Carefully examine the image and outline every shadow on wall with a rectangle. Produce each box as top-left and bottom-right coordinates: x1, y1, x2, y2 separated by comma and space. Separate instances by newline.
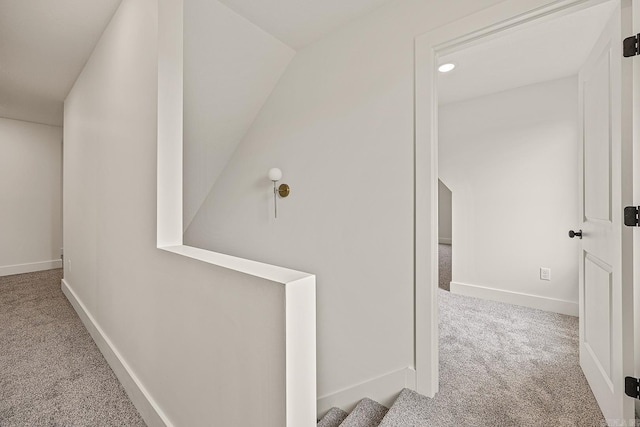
438, 179, 452, 245
438, 179, 453, 292
182, 0, 296, 231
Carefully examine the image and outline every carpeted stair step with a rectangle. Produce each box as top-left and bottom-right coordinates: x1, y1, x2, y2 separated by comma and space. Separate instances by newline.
318, 407, 348, 427
378, 388, 430, 427
339, 398, 388, 427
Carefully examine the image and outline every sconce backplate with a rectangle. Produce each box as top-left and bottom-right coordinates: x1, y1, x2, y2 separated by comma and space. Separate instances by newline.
278, 183, 290, 198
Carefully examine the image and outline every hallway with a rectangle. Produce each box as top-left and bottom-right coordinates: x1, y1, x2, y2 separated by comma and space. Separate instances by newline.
0, 270, 145, 426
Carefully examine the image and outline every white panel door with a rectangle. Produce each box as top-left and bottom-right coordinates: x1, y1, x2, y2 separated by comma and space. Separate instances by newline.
578, 1, 634, 423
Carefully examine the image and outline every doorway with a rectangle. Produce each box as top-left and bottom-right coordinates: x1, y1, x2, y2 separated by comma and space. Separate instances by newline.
416, 0, 637, 424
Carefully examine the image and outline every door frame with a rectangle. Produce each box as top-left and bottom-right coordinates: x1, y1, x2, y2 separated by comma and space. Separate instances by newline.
414, 0, 624, 397
633, 0, 640, 418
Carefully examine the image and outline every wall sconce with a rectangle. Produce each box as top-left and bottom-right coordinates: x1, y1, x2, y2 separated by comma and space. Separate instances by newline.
268, 168, 290, 218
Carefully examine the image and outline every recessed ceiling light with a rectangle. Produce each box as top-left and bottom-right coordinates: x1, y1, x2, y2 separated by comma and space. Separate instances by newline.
438, 63, 455, 73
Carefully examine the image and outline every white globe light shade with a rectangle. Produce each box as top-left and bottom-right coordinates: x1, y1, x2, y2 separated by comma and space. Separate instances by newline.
268, 168, 282, 181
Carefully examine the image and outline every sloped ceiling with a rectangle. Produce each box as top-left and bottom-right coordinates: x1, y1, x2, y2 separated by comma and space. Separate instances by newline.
0, 0, 122, 126
1, 0, 397, 127
438, 1, 617, 105
218, 0, 395, 50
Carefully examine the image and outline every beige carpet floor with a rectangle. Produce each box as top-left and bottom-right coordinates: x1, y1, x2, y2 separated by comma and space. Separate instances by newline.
0, 269, 146, 427
2, 264, 611, 426
322, 287, 608, 426
431, 289, 607, 426
429, 243, 607, 426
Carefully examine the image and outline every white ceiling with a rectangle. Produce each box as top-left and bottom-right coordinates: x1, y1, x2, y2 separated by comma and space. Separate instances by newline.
438, 1, 617, 105
0, 0, 122, 126
1, 0, 396, 126
3, 0, 616, 126
218, 0, 394, 50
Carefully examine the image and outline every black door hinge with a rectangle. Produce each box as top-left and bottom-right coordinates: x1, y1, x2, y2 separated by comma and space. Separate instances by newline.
625, 377, 640, 400
623, 206, 640, 226
624, 34, 640, 57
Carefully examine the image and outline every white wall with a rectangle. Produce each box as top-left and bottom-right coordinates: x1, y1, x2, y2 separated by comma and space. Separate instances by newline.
0, 117, 62, 276
60, 0, 549, 421
63, 0, 290, 425
183, 0, 504, 406
438, 179, 452, 244
182, 0, 295, 230
439, 77, 579, 315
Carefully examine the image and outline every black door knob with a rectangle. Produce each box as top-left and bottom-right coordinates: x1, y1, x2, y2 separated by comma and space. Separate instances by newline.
568, 230, 582, 239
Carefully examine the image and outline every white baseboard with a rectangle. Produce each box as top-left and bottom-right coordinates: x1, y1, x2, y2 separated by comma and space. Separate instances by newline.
317, 367, 416, 418
61, 279, 173, 427
0, 259, 62, 277
438, 238, 452, 245
450, 281, 578, 316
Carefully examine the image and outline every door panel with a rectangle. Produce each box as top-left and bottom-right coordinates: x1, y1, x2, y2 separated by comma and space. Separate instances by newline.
578, 1, 634, 422
584, 253, 613, 388
584, 49, 612, 222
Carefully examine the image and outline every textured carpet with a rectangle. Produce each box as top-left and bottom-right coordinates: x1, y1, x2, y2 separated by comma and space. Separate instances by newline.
380, 291, 606, 426
378, 388, 429, 426
320, 242, 607, 426
432, 243, 605, 425
318, 407, 348, 427
0, 269, 146, 427
322, 291, 606, 426
340, 398, 388, 427
438, 244, 451, 292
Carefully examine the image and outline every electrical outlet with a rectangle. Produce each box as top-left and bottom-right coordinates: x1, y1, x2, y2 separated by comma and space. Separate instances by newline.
540, 267, 551, 281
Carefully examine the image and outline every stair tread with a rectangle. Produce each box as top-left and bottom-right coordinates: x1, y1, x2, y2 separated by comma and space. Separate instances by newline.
318, 407, 349, 427
378, 388, 430, 427
339, 398, 388, 427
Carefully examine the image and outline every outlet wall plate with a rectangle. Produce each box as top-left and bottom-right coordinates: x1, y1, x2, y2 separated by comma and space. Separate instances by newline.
540, 267, 551, 281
